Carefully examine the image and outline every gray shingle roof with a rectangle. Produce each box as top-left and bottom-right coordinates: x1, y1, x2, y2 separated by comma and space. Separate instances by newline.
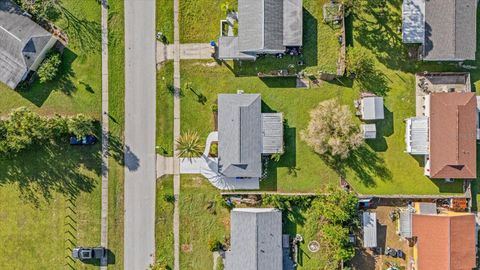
226, 208, 283, 270
0, 0, 53, 88
283, 0, 303, 46
224, 0, 302, 58
423, 0, 476, 61
218, 94, 263, 178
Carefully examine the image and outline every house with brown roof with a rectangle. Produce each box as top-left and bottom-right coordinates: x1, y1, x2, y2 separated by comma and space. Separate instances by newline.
405, 89, 477, 179
411, 203, 476, 270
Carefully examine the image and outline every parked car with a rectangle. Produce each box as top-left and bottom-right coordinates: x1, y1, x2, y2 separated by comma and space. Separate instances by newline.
72, 247, 106, 260
70, 135, 97, 145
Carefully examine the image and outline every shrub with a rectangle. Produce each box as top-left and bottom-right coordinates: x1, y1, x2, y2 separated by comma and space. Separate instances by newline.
163, 194, 175, 204
216, 255, 224, 270
175, 131, 203, 158
209, 142, 218, 157
270, 152, 282, 162
37, 52, 62, 83
208, 239, 223, 252
211, 104, 218, 112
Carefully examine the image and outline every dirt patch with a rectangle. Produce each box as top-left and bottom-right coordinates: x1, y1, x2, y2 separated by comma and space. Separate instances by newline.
181, 244, 193, 253
350, 206, 412, 270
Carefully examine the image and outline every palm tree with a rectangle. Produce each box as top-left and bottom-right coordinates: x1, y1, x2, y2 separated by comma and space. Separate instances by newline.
175, 131, 203, 158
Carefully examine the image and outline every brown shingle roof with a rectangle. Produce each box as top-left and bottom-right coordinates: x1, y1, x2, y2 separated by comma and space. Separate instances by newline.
429, 92, 477, 179
412, 214, 476, 270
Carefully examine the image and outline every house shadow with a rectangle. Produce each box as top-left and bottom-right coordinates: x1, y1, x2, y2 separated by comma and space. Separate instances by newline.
260, 103, 297, 191
431, 179, 465, 194
366, 107, 394, 152
18, 48, 78, 106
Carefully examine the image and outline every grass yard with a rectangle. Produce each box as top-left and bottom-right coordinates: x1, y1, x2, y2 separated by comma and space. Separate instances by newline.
155, 176, 175, 269
0, 142, 102, 269
180, 175, 230, 270
107, 0, 126, 267
179, 0, 230, 43
156, 61, 174, 156
0, 0, 106, 268
0, 0, 101, 117
157, 0, 174, 43
179, 58, 463, 195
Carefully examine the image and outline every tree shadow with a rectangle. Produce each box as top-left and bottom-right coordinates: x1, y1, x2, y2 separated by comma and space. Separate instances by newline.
79, 81, 95, 93
108, 132, 139, 171
59, 6, 101, 53
0, 137, 101, 207
356, 69, 390, 96
320, 146, 392, 188
354, 0, 418, 72
366, 107, 394, 152
18, 48, 78, 106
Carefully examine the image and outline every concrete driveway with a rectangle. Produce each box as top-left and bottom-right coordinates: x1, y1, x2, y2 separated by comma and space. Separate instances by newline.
124, 0, 156, 269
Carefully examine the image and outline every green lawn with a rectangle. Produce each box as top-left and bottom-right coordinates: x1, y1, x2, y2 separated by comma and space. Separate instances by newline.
0, 0, 105, 268
155, 176, 175, 268
156, 61, 174, 156
107, 0, 126, 268
179, 58, 464, 195
0, 0, 101, 117
179, 0, 228, 43
170, 0, 475, 195
0, 142, 102, 269
157, 0, 174, 43
180, 175, 230, 269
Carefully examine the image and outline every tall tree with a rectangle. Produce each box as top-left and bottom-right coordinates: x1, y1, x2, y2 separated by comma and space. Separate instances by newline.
67, 114, 95, 138
301, 99, 364, 159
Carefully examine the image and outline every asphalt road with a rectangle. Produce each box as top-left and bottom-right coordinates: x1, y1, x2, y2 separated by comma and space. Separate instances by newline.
124, 0, 156, 269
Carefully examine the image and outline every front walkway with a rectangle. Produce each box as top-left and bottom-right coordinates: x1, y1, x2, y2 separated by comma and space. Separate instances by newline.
157, 132, 260, 190
157, 42, 214, 64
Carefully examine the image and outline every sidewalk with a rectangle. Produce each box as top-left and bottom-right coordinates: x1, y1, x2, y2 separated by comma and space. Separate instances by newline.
157, 42, 214, 64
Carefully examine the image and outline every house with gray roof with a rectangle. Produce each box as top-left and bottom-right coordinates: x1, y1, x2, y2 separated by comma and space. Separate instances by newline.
218, 0, 303, 60
0, 0, 57, 89
225, 208, 288, 270
218, 93, 283, 178
402, 0, 477, 61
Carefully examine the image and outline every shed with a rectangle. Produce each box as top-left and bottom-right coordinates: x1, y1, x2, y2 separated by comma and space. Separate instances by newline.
361, 124, 376, 139
362, 212, 377, 248
361, 96, 384, 120
398, 206, 415, 238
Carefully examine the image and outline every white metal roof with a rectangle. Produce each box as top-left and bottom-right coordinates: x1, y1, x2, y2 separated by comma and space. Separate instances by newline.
362, 212, 377, 248
361, 97, 384, 120
262, 113, 284, 154
402, 0, 425, 43
361, 124, 376, 139
405, 116, 429, 155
